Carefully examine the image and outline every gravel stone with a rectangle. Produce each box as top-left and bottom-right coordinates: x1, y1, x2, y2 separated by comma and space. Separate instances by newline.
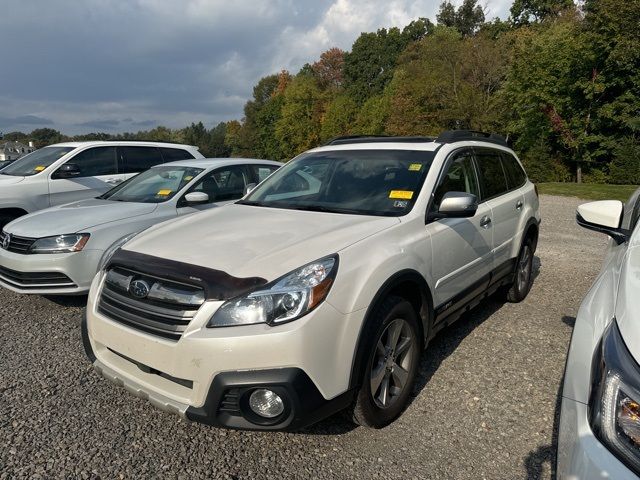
0, 195, 605, 479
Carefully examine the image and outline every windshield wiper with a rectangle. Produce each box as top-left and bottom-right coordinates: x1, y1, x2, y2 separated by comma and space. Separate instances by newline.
237, 200, 268, 207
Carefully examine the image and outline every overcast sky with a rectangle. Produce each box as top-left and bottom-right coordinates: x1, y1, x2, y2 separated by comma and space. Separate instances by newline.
0, 0, 512, 135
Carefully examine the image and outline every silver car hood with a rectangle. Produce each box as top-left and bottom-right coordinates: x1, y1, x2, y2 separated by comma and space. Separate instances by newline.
615, 245, 640, 364
5, 199, 158, 237
123, 203, 399, 281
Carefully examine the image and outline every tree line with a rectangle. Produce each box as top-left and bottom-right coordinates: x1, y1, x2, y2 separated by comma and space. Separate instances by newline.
3, 0, 638, 184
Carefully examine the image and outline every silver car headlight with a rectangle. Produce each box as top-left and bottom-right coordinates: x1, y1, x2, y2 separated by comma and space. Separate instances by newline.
30, 234, 90, 254
97, 232, 140, 271
208, 255, 338, 328
589, 320, 640, 475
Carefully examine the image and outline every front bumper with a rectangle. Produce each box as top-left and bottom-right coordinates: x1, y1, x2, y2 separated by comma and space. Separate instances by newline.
0, 248, 103, 294
83, 272, 364, 430
557, 397, 635, 479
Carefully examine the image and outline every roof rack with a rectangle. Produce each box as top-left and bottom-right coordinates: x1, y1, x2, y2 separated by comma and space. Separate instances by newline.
324, 135, 436, 146
435, 130, 509, 147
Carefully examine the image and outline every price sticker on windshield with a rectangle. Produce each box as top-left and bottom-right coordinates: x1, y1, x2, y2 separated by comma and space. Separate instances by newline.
408, 163, 422, 171
389, 190, 414, 200
157, 189, 172, 196
34, 166, 46, 172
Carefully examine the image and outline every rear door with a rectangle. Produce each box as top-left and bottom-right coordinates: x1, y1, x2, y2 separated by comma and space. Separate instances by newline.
118, 146, 165, 182
48, 146, 123, 206
428, 148, 494, 311
474, 147, 525, 274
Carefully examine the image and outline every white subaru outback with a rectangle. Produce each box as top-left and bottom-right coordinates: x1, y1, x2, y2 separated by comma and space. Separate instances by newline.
83, 131, 541, 430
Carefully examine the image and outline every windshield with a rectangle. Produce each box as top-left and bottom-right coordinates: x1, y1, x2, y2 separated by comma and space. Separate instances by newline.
101, 166, 204, 203
1, 146, 75, 176
240, 149, 435, 216
0, 160, 12, 170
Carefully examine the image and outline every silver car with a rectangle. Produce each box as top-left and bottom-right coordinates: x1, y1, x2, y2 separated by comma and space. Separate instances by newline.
0, 158, 280, 295
558, 187, 640, 478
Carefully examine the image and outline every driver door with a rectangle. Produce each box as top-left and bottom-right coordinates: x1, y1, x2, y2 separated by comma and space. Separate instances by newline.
177, 165, 251, 214
427, 149, 494, 314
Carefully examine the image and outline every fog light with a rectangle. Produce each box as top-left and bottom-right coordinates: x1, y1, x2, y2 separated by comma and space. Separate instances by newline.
248, 389, 284, 418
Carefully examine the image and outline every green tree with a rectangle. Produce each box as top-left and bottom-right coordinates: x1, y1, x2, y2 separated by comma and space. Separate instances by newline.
29, 128, 65, 148
437, 0, 485, 37
320, 94, 359, 141
275, 76, 326, 159
354, 94, 391, 135
510, 0, 574, 25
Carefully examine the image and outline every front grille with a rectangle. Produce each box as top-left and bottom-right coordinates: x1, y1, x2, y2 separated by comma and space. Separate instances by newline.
0, 264, 76, 289
0, 231, 37, 254
218, 388, 242, 415
97, 267, 204, 341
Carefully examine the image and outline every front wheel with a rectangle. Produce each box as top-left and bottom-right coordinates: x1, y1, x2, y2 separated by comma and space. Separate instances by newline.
351, 296, 421, 428
506, 236, 535, 303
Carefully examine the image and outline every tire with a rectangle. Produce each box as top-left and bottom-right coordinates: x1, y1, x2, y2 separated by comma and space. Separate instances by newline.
350, 296, 421, 428
506, 235, 535, 303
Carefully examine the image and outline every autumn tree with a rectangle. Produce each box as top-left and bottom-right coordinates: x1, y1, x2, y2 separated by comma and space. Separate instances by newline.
312, 48, 345, 90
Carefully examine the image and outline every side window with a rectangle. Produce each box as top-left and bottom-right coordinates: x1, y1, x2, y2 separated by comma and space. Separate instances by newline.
60, 146, 117, 177
119, 146, 164, 174
253, 165, 279, 183
190, 166, 248, 203
501, 153, 527, 189
160, 147, 195, 162
475, 150, 509, 200
433, 150, 479, 207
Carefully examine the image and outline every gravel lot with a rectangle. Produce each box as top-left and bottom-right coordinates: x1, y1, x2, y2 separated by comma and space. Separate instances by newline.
0, 194, 607, 479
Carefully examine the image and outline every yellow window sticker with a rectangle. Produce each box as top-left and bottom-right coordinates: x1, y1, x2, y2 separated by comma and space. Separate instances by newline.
184, 176, 194, 181
157, 189, 172, 196
389, 190, 414, 200
408, 163, 422, 171
34, 166, 46, 172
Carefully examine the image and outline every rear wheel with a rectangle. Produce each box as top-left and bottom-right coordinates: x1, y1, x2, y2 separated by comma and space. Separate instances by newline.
351, 296, 421, 428
506, 236, 535, 303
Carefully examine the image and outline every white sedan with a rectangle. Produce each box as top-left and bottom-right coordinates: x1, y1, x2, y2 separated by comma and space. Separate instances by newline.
0, 158, 280, 295
558, 187, 640, 478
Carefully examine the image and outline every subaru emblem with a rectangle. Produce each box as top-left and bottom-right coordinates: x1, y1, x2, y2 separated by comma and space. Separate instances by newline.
1, 233, 10, 250
129, 279, 151, 299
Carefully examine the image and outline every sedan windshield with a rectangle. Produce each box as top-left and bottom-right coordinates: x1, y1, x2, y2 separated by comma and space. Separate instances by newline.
240, 150, 435, 216
1, 146, 76, 176
101, 166, 204, 203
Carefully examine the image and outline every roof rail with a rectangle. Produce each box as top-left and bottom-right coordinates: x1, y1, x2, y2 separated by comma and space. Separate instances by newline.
324, 135, 436, 146
435, 130, 509, 147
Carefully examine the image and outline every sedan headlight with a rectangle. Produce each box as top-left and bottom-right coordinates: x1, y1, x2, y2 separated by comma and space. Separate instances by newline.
208, 255, 338, 328
30, 234, 90, 254
589, 320, 640, 475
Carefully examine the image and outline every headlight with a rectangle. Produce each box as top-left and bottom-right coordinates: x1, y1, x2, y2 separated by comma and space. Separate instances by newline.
97, 232, 140, 271
589, 320, 640, 475
208, 255, 338, 328
30, 234, 90, 254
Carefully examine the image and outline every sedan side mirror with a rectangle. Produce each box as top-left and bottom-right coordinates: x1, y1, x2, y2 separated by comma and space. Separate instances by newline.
184, 191, 210, 205
244, 183, 257, 195
55, 163, 81, 179
432, 192, 478, 219
577, 200, 628, 244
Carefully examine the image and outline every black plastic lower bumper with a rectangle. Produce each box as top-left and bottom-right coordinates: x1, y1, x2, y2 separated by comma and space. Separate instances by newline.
186, 369, 355, 431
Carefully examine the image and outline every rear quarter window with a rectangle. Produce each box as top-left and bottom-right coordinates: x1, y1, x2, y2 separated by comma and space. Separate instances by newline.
501, 153, 527, 189
160, 147, 195, 162
475, 149, 509, 199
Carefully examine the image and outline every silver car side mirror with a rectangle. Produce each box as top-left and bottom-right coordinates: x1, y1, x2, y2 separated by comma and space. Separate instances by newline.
435, 191, 478, 219
184, 191, 209, 205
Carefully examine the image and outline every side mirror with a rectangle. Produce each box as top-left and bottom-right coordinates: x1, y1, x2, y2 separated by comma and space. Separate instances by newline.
184, 191, 209, 205
576, 200, 628, 244
432, 192, 478, 219
244, 183, 257, 195
55, 163, 81, 178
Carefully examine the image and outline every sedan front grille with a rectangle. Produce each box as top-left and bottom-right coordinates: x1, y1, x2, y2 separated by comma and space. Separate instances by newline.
0, 231, 37, 254
0, 265, 76, 289
97, 267, 204, 341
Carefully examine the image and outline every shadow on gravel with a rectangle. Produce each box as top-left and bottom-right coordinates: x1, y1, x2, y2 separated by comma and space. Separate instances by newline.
43, 295, 88, 308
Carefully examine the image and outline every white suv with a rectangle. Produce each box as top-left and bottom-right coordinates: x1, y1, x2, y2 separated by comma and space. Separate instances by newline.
0, 141, 203, 228
83, 131, 541, 430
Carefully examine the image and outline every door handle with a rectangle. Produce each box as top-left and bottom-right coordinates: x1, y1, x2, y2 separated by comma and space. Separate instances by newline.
106, 178, 123, 185
480, 216, 492, 229
516, 200, 523, 211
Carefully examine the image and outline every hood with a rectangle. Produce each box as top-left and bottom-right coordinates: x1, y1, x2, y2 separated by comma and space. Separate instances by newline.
615, 245, 640, 365
124, 203, 399, 281
0, 175, 25, 187
5, 199, 158, 237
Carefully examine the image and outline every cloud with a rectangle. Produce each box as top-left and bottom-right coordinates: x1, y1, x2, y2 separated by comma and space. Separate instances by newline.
0, 0, 511, 135
0, 115, 54, 129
